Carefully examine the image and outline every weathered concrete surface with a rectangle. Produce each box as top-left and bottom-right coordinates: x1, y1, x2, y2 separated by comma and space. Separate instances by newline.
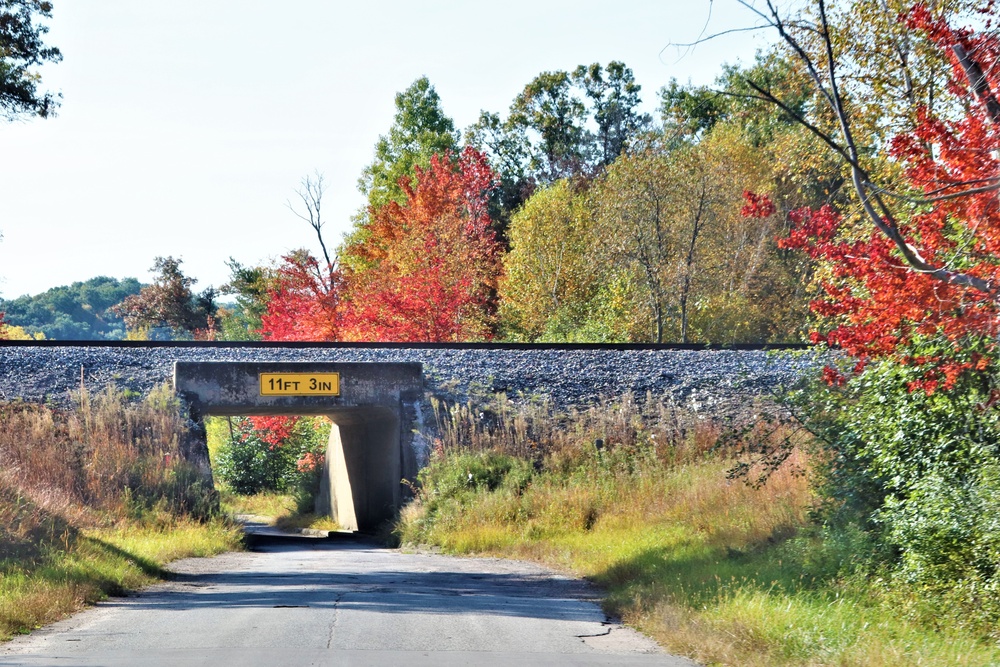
174, 362, 423, 531
0, 536, 696, 667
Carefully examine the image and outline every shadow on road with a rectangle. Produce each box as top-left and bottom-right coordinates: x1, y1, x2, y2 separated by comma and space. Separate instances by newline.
108, 532, 601, 623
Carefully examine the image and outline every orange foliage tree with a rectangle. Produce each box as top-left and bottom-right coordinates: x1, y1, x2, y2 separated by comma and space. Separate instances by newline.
259, 249, 340, 342
340, 147, 502, 342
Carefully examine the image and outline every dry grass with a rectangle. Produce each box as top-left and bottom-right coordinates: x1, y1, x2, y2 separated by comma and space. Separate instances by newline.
432, 392, 731, 466
399, 393, 1000, 667
0, 384, 213, 522
0, 385, 236, 641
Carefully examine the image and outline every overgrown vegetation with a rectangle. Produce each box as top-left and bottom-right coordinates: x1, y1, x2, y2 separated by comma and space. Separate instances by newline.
0, 385, 242, 641
396, 392, 1000, 666
211, 416, 329, 512
203, 414, 335, 534
776, 344, 1000, 638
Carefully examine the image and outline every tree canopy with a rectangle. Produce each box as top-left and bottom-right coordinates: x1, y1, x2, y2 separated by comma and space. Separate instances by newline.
111, 257, 218, 340
358, 76, 459, 212
0, 276, 141, 340
0, 0, 61, 120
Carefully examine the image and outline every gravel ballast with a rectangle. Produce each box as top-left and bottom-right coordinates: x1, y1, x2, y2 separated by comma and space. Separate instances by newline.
0, 343, 821, 415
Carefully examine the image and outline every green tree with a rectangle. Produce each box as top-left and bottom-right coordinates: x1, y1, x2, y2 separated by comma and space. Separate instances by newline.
217, 258, 271, 341
664, 57, 796, 134
681, 125, 812, 343
498, 180, 602, 340
464, 110, 534, 235
573, 61, 651, 167
466, 61, 649, 231
358, 76, 459, 212
588, 127, 811, 344
508, 70, 592, 181
0, 276, 142, 340
592, 140, 704, 343
344, 77, 460, 271
0, 0, 61, 120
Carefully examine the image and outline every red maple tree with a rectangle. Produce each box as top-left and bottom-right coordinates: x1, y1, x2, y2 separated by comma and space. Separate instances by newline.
753, 4, 1000, 390
259, 250, 341, 342
246, 416, 299, 449
341, 147, 502, 342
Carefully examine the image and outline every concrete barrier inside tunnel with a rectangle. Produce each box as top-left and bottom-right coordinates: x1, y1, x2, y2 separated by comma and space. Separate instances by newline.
173, 361, 423, 532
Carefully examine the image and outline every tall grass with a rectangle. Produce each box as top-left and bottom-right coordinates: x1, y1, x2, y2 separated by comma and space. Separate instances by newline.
0, 384, 216, 522
430, 391, 754, 466
0, 385, 240, 641
399, 393, 1000, 667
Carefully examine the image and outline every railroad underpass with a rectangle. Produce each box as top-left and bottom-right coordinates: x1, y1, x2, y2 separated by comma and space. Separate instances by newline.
173, 361, 424, 532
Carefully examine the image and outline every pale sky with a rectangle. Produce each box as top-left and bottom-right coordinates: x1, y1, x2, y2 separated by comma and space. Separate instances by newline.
0, 1, 772, 299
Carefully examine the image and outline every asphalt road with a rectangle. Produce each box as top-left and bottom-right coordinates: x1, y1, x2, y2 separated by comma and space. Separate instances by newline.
0, 533, 697, 667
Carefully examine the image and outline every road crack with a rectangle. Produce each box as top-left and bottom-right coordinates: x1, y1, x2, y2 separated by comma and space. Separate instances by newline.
326, 592, 344, 649
576, 624, 613, 639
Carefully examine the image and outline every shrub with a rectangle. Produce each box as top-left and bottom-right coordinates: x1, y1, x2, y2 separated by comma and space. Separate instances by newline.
885, 465, 1000, 585
788, 340, 1000, 602
212, 416, 330, 505
214, 429, 293, 495
419, 451, 534, 511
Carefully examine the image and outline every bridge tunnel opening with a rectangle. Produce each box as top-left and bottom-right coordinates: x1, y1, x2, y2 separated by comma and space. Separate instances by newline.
174, 362, 423, 533
202, 408, 401, 532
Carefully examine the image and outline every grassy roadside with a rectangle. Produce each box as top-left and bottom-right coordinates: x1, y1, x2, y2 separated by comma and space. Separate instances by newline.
0, 512, 242, 642
1, 388, 346, 643
218, 489, 341, 533
0, 387, 244, 642
395, 398, 1000, 666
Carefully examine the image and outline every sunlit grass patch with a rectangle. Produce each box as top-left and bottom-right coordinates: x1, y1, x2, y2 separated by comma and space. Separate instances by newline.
218, 489, 296, 520
91, 518, 243, 564
273, 513, 342, 533
395, 393, 1000, 666
0, 518, 241, 642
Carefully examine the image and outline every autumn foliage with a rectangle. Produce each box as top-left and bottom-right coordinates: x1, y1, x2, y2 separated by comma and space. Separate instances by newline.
259, 250, 340, 342
246, 416, 299, 449
763, 5, 1000, 389
340, 147, 501, 342
260, 148, 501, 344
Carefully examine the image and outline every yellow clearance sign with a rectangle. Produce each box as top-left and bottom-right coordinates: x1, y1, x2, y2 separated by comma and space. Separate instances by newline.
259, 373, 341, 396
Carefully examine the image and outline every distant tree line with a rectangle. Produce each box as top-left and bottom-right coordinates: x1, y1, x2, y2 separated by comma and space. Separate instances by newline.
0, 277, 141, 340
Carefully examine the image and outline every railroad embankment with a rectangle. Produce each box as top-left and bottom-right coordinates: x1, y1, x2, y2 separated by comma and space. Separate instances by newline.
0, 342, 819, 417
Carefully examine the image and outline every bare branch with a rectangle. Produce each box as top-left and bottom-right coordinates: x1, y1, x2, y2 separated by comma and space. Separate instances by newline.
659, 0, 771, 65
740, 0, 998, 298
287, 170, 336, 277
665, 25, 770, 51
742, 78, 858, 167
952, 43, 1000, 125
865, 179, 1000, 204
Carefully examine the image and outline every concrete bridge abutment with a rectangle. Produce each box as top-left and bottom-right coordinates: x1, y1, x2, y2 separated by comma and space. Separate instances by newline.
173, 361, 423, 532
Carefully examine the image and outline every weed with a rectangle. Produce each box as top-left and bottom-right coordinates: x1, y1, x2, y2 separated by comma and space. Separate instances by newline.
397, 392, 1000, 667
